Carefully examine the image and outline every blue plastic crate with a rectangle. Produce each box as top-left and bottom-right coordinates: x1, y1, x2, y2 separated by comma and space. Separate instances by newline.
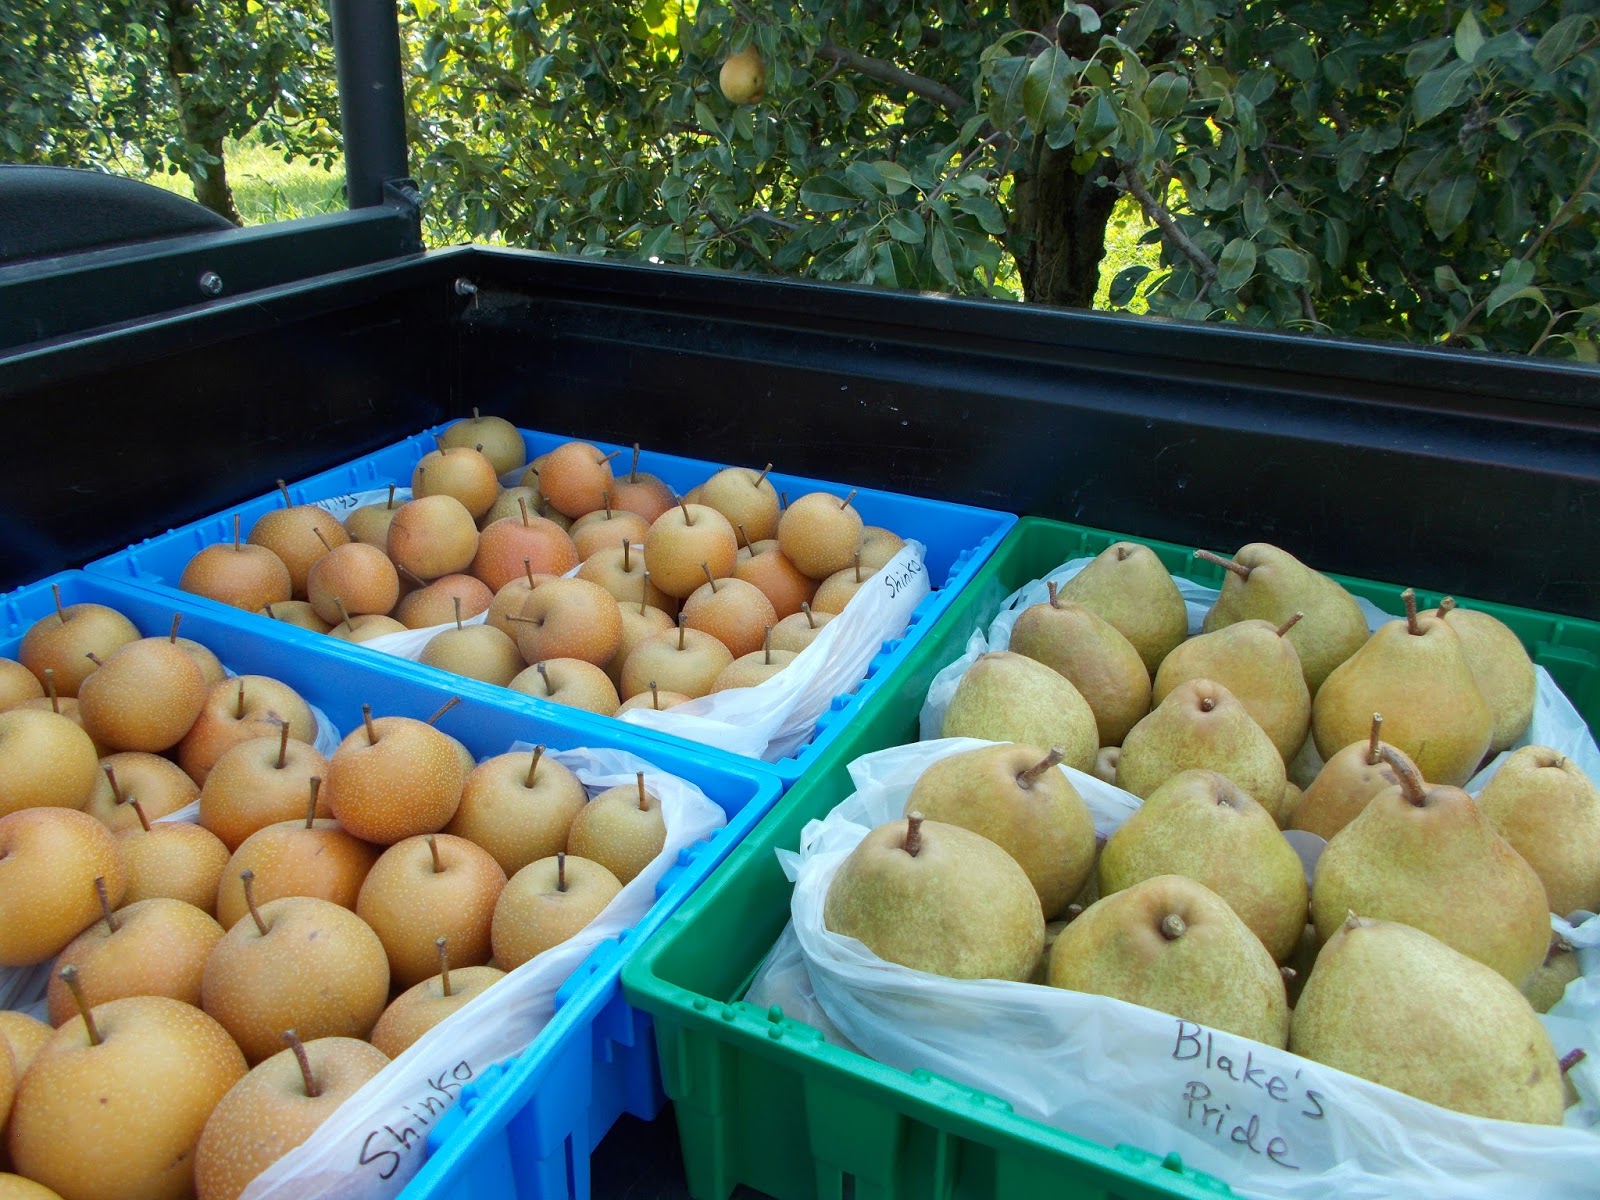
0, 571, 783, 1199
87, 424, 1016, 783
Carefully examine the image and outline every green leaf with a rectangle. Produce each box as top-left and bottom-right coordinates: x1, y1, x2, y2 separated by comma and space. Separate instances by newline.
1405, 37, 1452, 80
1413, 61, 1474, 124
844, 161, 885, 200
1435, 265, 1466, 293
1486, 259, 1535, 315
1274, 39, 1317, 83
1533, 14, 1591, 71
1065, 1, 1101, 33
1144, 72, 1190, 120
1108, 264, 1151, 306
1425, 175, 1477, 238
799, 175, 859, 213
1454, 10, 1484, 65
1077, 91, 1119, 150
886, 209, 927, 243
956, 193, 1007, 235
1323, 217, 1349, 269
1215, 238, 1258, 290
873, 161, 915, 195
1023, 44, 1074, 129
930, 224, 957, 288
1264, 246, 1309, 284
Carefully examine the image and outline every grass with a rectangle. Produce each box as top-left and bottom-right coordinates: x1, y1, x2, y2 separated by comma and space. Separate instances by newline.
144, 137, 346, 224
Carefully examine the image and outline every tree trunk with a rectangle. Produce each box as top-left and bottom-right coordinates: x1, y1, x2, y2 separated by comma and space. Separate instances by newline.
162, 0, 242, 225
1007, 148, 1120, 308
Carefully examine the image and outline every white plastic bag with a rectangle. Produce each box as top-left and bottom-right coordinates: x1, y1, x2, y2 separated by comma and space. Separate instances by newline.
242, 743, 726, 1200
751, 738, 1600, 1200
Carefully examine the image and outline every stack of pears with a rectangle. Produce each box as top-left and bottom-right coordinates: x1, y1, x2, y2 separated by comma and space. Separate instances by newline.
918, 536, 1590, 1128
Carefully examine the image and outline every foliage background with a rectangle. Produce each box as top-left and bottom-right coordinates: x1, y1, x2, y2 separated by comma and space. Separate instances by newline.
3, 0, 1597, 357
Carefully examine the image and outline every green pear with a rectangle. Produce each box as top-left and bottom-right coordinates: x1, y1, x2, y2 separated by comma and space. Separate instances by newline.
1056, 543, 1187, 675
1152, 613, 1310, 760
1287, 733, 1324, 789
1310, 747, 1549, 986
1477, 746, 1600, 918
1522, 938, 1580, 1014
1008, 584, 1150, 745
1116, 679, 1287, 821
1277, 781, 1303, 829
1437, 598, 1536, 752
1290, 713, 1407, 841
1098, 770, 1308, 962
1282, 922, 1318, 1007
1047, 874, 1289, 1048
941, 652, 1098, 773
1312, 589, 1492, 786
1197, 543, 1368, 692
906, 744, 1096, 919
1291, 915, 1565, 1124
824, 814, 1044, 981
1092, 746, 1120, 785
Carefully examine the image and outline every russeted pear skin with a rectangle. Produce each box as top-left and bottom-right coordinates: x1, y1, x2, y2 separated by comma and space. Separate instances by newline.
1311, 592, 1491, 787
1152, 616, 1310, 760
1116, 679, 1287, 821
1047, 874, 1289, 1047
940, 652, 1098, 773
1198, 543, 1369, 692
1290, 916, 1565, 1124
824, 815, 1044, 981
1310, 748, 1550, 986
1290, 715, 1405, 842
1522, 942, 1580, 1013
1055, 543, 1187, 675
1008, 586, 1151, 745
1438, 600, 1536, 752
1477, 746, 1600, 918
1098, 770, 1308, 962
905, 744, 1097, 919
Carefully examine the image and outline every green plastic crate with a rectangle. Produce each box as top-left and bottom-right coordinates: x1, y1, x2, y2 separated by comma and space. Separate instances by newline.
621, 516, 1600, 1200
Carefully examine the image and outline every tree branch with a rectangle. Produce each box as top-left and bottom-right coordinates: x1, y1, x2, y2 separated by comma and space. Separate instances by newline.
706, 207, 777, 270
1120, 162, 1216, 285
817, 40, 970, 115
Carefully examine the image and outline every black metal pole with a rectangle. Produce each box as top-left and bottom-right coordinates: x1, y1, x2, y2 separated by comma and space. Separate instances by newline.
331, 0, 410, 209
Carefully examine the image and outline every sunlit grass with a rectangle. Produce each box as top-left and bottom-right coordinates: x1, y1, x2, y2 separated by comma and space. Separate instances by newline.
144, 137, 345, 224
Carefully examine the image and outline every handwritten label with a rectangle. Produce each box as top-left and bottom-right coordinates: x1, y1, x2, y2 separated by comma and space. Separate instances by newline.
880, 557, 925, 599
1172, 1021, 1325, 1171
355, 1060, 474, 1179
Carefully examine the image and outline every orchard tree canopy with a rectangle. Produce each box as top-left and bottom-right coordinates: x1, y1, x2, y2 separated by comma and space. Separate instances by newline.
3, 1, 1596, 357
409, 0, 1600, 358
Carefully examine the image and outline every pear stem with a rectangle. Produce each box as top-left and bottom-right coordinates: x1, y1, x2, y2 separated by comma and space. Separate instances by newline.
453, 596, 464, 631
802, 601, 816, 629
640, 571, 652, 614
852, 551, 862, 584
236, 678, 247, 719
599, 449, 622, 465
1275, 612, 1305, 637
313, 527, 334, 553
42, 668, 59, 712
536, 661, 553, 692
1560, 1048, 1586, 1075
1046, 580, 1061, 609
276, 720, 291, 769
904, 812, 924, 857
284, 1031, 321, 1097
524, 557, 536, 589
233, 513, 243, 550
334, 597, 355, 632
779, 490, 789, 511
427, 696, 462, 726
556, 851, 568, 893
649, 681, 661, 709
629, 443, 642, 483
84, 651, 104, 667
95, 875, 120, 934
427, 834, 444, 874
51, 582, 66, 623
103, 764, 123, 803
264, 603, 277, 620
240, 869, 268, 936
700, 562, 717, 591
676, 493, 693, 526
59, 965, 100, 1046
623, 540, 632, 572
362, 704, 377, 744
437, 937, 453, 998
636, 771, 649, 811
755, 463, 773, 490
839, 489, 857, 511
763, 625, 774, 665
1377, 745, 1427, 806
525, 745, 545, 788
385, 483, 397, 510
127, 796, 152, 833
1366, 714, 1384, 765
1017, 748, 1066, 789
736, 524, 750, 552
602, 491, 613, 519
1402, 587, 1420, 635
305, 778, 321, 828
517, 495, 531, 527
1199, 696, 1216, 713
277, 480, 293, 507
1194, 549, 1251, 580
170, 613, 184, 644
1437, 596, 1457, 618
1279, 966, 1297, 984
677, 612, 686, 652
1159, 914, 1187, 941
